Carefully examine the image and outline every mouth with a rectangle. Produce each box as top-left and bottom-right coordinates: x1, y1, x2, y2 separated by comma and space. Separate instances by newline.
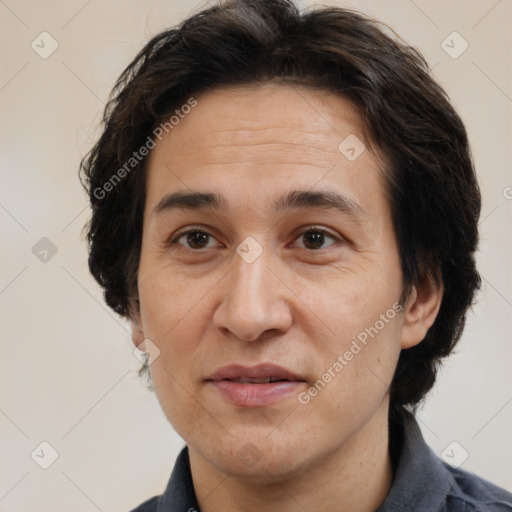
222, 377, 294, 384
206, 363, 305, 383
205, 364, 306, 406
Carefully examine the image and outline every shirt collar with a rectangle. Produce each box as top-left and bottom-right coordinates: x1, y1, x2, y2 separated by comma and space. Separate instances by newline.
376, 406, 453, 512
157, 447, 200, 512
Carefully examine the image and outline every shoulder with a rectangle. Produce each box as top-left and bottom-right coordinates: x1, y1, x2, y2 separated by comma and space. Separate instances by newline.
442, 464, 512, 512
128, 496, 159, 512
381, 408, 512, 512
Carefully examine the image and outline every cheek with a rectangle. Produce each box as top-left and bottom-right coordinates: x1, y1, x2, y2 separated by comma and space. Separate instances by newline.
138, 261, 211, 339
148, 357, 207, 443
141, 274, 210, 435
307, 316, 402, 427
138, 267, 212, 412
310, 268, 398, 339
306, 274, 404, 398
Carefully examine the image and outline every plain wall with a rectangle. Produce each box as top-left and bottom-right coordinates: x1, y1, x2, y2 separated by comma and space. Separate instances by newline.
1, 0, 511, 510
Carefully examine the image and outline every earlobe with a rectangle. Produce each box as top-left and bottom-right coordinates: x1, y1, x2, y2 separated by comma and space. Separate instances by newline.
400, 272, 443, 350
129, 300, 145, 348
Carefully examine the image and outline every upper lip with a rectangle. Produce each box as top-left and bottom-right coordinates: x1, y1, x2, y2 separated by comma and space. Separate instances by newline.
206, 364, 305, 382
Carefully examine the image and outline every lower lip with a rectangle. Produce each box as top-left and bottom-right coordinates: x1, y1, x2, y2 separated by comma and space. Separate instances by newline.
208, 380, 304, 406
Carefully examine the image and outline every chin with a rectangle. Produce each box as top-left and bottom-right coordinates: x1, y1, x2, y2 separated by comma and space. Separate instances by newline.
198, 431, 317, 484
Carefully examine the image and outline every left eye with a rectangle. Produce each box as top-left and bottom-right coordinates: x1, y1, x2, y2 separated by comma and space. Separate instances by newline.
172, 230, 219, 250
293, 229, 338, 250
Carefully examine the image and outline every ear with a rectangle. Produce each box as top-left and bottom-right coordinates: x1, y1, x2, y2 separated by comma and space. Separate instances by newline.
129, 300, 145, 349
400, 271, 443, 350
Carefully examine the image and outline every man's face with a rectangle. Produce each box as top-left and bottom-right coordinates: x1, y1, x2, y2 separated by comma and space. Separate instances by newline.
135, 84, 411, 480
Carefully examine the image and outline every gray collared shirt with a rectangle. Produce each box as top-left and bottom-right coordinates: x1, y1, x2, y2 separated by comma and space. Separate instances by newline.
130, 408, 512, 511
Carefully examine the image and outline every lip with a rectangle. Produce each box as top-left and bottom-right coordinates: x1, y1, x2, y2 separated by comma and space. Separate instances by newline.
207, 363, 304, 382
205, 364, 306, 407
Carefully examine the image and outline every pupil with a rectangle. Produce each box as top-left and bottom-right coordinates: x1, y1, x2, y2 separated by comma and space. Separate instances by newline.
304, 232, 324, 250
188, 232, 208, 248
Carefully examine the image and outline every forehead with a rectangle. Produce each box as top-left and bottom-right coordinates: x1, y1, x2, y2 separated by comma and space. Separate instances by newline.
158, 83, 368, 159
144, 84, 389, 218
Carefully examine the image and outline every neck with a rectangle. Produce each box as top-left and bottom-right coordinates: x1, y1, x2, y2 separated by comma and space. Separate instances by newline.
189, 401, 394, 512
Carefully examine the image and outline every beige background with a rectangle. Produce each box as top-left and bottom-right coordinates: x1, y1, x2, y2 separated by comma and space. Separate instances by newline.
1, 0, 511, 510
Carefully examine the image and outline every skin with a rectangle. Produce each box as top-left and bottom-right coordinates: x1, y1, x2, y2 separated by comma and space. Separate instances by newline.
130, 84, 443, 512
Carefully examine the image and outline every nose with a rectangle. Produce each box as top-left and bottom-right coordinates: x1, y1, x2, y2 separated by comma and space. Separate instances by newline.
212, 248, 293, 342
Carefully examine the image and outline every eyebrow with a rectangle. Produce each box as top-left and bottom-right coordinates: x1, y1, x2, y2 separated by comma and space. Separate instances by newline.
152, 189, 366, 221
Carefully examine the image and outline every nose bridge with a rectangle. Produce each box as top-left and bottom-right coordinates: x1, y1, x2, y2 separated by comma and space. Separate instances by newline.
232, 247, 269, 302
213, 241, 292, 341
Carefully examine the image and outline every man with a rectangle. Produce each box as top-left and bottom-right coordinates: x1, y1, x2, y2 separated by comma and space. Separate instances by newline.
80, 0, 512, 510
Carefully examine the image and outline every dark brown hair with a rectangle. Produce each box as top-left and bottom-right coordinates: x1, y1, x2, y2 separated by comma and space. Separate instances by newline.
80, 0, 481, 413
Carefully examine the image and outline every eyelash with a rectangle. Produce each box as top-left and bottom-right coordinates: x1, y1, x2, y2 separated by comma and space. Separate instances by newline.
166, 226, 341, 251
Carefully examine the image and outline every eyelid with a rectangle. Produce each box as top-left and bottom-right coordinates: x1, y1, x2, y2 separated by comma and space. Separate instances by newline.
289, 225, 341, 249
166, 225, 221, 248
